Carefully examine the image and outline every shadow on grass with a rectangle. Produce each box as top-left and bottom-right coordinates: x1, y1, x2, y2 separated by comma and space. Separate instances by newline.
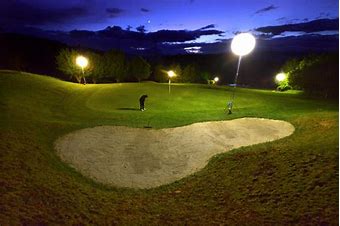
116, 107, 140, 111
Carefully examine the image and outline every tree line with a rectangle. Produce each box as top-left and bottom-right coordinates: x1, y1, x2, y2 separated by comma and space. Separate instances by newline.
56, 48, 221, 84
57, 48, 338, 99
56, 48, 151, 83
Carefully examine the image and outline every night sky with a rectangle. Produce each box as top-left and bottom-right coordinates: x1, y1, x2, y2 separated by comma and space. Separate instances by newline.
0, 0, 338, 54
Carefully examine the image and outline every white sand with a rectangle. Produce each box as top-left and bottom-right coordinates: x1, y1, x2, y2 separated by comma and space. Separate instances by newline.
54, 118, 294, 188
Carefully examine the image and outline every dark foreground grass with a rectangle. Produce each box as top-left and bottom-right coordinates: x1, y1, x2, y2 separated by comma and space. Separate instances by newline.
0, 70, 338, 225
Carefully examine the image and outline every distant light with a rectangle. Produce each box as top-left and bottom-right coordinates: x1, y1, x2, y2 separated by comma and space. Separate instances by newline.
231, 33, 256, 56
276, 73, 286, 82
136, 47, 146, 51
168, 70, 175, 78
214, 77, 219, 82
76, 56, 88, 68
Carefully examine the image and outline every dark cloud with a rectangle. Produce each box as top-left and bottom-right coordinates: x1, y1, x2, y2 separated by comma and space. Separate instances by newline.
17, 25, 220, 54
106, 7, 124, 18
65, 25, 224, 44
148, 29, 224, 42
255, 18, 339, 35
46, 26, 224, 53
285, 18, 301, 24
277, 17, 310, 24
157, 33, 339, 55
255, 5, 278, 14
1, 25, 338, 55
232, 31, 245, 35
255, 34, 339, 53
199, 24, 216, 30
0, 1, 88, 26
276, 17, 286, 22
254, 33, 276, 39
141, 8, 150, 12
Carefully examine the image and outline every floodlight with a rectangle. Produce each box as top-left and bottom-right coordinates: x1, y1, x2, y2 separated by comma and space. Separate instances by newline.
168, 70, 175, 78
276, 73, 286, 82
228, 33, 256, 114
76, 55, 88, 69
231, 33, 256, 56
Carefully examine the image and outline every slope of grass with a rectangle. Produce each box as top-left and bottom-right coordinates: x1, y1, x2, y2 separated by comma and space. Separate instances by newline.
0, 70, 338, 225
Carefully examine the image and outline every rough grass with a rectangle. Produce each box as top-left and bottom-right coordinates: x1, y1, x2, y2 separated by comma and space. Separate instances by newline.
0, 70, 338, 225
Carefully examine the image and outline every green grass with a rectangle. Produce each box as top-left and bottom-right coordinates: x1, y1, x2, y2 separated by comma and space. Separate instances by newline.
0, 70, 338, 225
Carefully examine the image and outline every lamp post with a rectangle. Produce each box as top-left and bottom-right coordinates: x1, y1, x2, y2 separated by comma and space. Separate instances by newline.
76, 55, 88, 85
167, 70, 175, 94
228, 33, 256, 114
275, 72, 287, 91
214, 76, 219, 84
276, 73, 286, 82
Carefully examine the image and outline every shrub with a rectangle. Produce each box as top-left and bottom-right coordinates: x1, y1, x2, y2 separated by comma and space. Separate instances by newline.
282, 54, 338, 98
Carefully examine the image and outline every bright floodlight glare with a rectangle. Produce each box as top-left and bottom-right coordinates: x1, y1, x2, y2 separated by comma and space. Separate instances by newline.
76, 56, 88, 68
168, 70, 175, 78
231, 33, 256, 56
276, 73, 286, 82
214, 77, 219, 82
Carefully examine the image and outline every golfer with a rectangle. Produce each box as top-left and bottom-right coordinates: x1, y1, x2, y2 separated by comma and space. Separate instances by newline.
226, 101, 233, 114
139, 94, 148, 111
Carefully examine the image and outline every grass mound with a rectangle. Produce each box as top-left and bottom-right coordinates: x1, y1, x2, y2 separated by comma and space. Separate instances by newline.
0, 70, 338, 225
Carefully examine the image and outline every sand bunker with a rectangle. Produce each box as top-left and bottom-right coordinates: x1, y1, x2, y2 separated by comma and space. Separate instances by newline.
55, 118, 294, 188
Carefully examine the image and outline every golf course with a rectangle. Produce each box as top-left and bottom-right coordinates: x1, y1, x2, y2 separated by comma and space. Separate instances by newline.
0, 70, 338, 224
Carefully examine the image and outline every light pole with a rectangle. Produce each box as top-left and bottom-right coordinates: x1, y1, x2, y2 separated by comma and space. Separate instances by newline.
228, 33, 256, 114
167, 70, 176, 94
76, 55, 88, 85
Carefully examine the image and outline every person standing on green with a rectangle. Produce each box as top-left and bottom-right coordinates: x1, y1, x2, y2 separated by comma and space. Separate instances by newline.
139, 94, 148, 111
